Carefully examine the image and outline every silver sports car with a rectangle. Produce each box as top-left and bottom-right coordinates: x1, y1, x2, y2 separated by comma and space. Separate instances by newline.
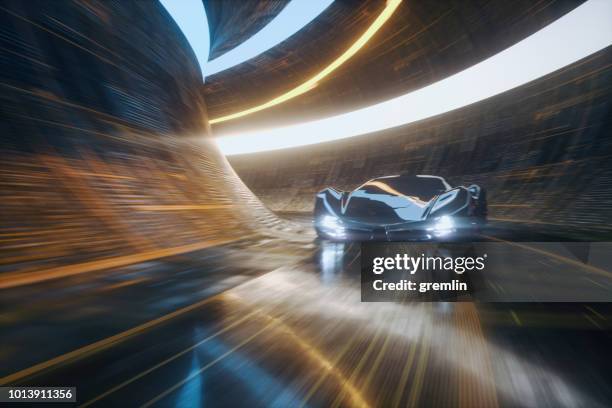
314, 174, 487, 241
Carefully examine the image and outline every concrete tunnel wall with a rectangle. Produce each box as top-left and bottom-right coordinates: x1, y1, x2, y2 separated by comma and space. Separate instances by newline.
230, 47, 612, 234
0, 0, 285, 275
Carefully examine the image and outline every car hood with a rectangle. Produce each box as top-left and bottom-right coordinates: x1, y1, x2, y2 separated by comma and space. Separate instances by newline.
340, 190, 431, 224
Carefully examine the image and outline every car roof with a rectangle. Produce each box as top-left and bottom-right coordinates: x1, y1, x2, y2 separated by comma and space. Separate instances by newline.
368, 174, 451, 190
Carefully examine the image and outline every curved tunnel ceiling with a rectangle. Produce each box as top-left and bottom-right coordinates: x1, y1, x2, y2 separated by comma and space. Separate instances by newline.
162, 0, 334, 79
205, 0, 290, 61
165, 0, 611, 154
204, 0, 334, 77
205, 0, 590, 129
204, 0, 387, 124
215, 0, 612, 155
209, 0, 402, 124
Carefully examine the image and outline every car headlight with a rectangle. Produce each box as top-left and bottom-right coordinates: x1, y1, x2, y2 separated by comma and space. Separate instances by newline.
430, 215, 455, 237
320, 215, 346, 238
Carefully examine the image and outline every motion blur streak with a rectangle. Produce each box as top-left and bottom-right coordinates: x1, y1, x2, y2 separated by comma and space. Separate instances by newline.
0, 235, 245, 289
221, 258, 601, 407
216, 0, 612, 154
209, 0, 402, 124
0, 0, 306, 286
78, 307, 262, 407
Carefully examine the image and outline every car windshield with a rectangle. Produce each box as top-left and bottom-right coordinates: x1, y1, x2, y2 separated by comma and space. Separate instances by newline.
358, 176, 447, 201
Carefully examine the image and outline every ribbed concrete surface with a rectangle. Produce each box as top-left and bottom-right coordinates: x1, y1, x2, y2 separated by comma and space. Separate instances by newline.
0, 0, 299, 277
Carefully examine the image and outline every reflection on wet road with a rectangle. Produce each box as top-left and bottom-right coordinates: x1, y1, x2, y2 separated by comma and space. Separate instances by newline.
1, 229, 611, 407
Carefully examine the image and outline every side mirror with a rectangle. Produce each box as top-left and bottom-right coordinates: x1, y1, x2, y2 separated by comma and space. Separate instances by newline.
467, 185, 481, 199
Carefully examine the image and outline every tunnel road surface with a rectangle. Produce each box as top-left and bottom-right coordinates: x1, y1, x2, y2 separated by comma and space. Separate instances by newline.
1, 226, 611, 407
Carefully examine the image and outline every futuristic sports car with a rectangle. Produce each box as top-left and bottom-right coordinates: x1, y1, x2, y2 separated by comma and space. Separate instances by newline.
314, 174, 487, 241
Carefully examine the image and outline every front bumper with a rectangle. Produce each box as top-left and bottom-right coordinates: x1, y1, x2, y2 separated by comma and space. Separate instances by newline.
315, 219, 433, 241
315, 216, 481, 242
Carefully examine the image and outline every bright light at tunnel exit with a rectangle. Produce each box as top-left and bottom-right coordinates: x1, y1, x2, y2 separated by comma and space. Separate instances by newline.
216, 0, 612, 156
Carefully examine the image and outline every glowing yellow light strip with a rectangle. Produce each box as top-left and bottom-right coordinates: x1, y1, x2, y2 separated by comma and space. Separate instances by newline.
209, 0, 402, 124
216, 0, 612, 156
